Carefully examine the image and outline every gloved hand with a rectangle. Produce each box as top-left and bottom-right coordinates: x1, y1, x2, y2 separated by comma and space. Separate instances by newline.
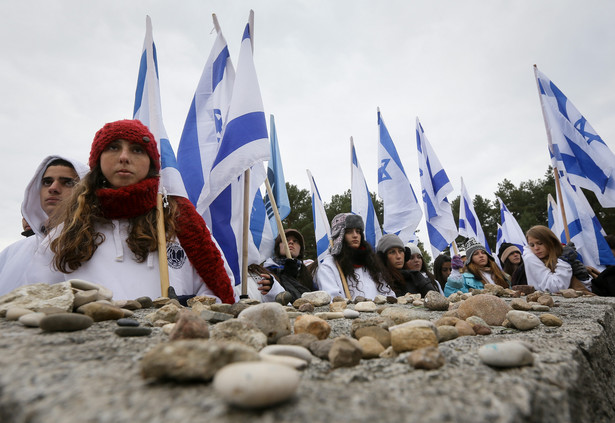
282, 258, 299, 278
560, 244, 578, 264
451, 255, 464, 270
570, 259, 590, 281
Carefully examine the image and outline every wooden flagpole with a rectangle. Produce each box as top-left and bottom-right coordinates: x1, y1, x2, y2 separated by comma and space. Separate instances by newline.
533, 64, 571, 243
156, 193, 170, 297
241, 170, 251, 298
264, 178, 292, 259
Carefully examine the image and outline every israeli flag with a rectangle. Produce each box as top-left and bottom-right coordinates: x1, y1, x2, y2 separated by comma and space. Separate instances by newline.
495, 223, 504, 267
416, 118, 458, 256
556, 172, 615, 270
459, 177, 492, 254
264, 114, 291, 238
547, 193, 564, 239
251, 185, 276, 262
177, 13, 235, 208
497, 197, 526, 252
351, 138, 382, 249
133, 16, 187, 197
535, 66, 615, 208
200, 11, 270, 211
307, 169, 331, 263
377, 108, 422, 244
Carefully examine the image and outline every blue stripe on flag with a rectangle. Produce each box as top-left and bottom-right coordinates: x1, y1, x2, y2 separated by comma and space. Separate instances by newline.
177, 98, 203, 205
426, 221, 448, 252
242, 24, 250, 41
549, 80, 570, 121
430, 168, 449, 196
160, 138, 180, 170
565, 136, 609, 192
210, 186, 241, 285
316, 234, 330, 258
133, 51, 147, 116
463, 201, 477, 234
212, 46, 230, 91
212, 111, 268, 169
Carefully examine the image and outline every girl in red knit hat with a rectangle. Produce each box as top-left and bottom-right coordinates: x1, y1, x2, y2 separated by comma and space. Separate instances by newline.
45, 119, 235, 303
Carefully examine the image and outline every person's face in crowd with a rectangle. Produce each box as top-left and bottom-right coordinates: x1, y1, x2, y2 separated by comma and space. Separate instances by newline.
386, 247, 405, 270
279, 235, 301, 259
344, 228, 362, 249
406, 253, 423, 271
100, 139, 151, 188
39, 165, 78, 216
508, 251, 522, 265
441, 261, 452, 280
527, 236, 548, 260
471, 250, 489, 267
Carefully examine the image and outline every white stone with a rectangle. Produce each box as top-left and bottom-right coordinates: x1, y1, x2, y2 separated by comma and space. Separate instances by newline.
73, 289, 99, 308
354, 301, 377, 312
18, 312, 46, 327
260, 345, 313, 363
506, 310, 541, 331
6, 307, 35, 321
343, 309, 360, 319
68, 279, 113, 301
373, 295, 387, 305
260, 354, 308, 370
301, 291, 332, 307
389, 319, 438, 336
162, 323, 176, 335
237, 303, 291, 343
478, 341, 534, 367
0, 282, 74, 315
213, 362, 300, 408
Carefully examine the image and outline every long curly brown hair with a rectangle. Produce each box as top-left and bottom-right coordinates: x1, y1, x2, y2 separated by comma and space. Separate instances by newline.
50, 166, 178, 273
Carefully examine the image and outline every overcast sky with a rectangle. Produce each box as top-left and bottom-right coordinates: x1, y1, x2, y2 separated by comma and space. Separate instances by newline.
1, 1, 614, 251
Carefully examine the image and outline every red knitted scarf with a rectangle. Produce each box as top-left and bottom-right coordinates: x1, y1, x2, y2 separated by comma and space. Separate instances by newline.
95, 178, 235, 304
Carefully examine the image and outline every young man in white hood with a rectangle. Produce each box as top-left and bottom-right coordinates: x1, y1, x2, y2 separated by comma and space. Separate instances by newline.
0, 156, 88, 295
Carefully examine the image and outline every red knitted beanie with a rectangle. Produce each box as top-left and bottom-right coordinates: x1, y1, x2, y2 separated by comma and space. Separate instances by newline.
89, 119, 160, 171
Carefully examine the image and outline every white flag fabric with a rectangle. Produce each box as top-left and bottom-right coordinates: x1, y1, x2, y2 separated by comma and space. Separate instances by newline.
547, 193, 564, 240
307, 169, 331, 263
535, 66, 615, 208
264, 114, 291, 238
495, 223, 504, 267
497, 197, 526, 252
177, 14, 235, 208
377, 109, 422, 243
351, 138, 382, 249
198, 11, 270, 212
416, 118, 458, 256
133, 16, 187, 197
458, 177, 492, 254
556, 172, 615, 270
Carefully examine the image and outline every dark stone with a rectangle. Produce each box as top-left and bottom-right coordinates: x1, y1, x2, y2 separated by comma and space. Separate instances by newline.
135, 296, 153, 309
114, 327, 152, 337
512, 285, 536, 295
229, 302, 250, 317
354, 296, 366, 304
386, 296, 398, 304
308, 339, 335, 359
39, 313, 94, 332
117, 318, 140, 327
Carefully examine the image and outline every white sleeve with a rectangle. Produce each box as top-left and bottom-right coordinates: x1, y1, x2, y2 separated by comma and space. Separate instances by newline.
522, 249, 572, 293
315, 255, 344, 299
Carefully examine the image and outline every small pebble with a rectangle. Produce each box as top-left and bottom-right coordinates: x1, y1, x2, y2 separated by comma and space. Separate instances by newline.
115, 327, 152, 337
213, 362, 300, 408
540, 313, 563, 327
478, 341, 534, 368
407, 346, 445, 370
506, 310, 540, 331
18, 312, 46, 327
343, 309, 360, 319
117, 318, 140, 327
354, 301, 377, 312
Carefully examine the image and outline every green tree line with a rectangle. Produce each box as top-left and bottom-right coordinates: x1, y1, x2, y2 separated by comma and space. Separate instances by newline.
279, 167, 615, 263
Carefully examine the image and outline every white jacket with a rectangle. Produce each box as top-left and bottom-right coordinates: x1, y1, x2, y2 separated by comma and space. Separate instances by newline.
523, 249, 572, 293
0, 155, 88, 296
316, 253, 395, 300
28, 220, 223, 302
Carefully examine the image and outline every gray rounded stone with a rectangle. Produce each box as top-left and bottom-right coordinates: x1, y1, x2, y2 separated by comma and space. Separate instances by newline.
39, 313, 94, 332
115, 327, 152, 337
478, 341, 534, 368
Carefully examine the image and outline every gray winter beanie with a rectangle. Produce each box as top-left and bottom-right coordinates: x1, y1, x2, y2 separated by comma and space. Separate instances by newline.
464, 238, 491, 266
376, 234, 404, 254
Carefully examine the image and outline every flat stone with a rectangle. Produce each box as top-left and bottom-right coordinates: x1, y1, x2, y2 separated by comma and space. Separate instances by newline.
408, 346, 445, 370
390, 325, 438, 353
199, 309, 234, 323
117, 318, 140, 327
328, 336, 363, 368
260, 345, 313, 363
213, 362, 300, 408
298, 303, 315, 313
531, 304, 551, 312
350, 316, 395, 336
112, 300, 142, 310
329, 301, 347, 312
77, 302, 125, 322
210, 319, 268, 351
68, 279, 113, 301
73, 290, 99, 309
169, 311, 209, 341
141, 340, 261, 381
314, 312, 344, 320
238, 303, 291, 343
457, 294, 512, 326
436, 325, 459, 342
308, 339, 335, 359
210, 303, 232, 314
511, 298, 533, 311
301, 291, 332, 306
276, 333, 319, 349
39, 313, 93, 332
293, 314, 331, 340
512, 285, 536, 295
354, 326, 391, 348
506, 310, 541, 331
560, 289, 580, 298
355, 301, 378, 312
423, 291, 449, 311
0, 282, 74, 316
260, 353, 308, 370
6, 307, 35, 321
390, 319, 437, 336
18, 312, 46, 327
380, 307, 429, 325
358, 336, 385, 358
540, 313, 563, 327
478, 341, 534, 368
115, 327, 152, 337
187, 296, 217, 307
343, 309, 360, 319
483, 284, 505, 296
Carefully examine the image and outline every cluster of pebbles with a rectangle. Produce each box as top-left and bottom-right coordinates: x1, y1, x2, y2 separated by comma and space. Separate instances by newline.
0, 280, 592, 409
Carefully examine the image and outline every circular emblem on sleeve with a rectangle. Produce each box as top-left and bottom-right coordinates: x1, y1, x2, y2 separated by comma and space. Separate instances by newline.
167, 242, 187, 269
